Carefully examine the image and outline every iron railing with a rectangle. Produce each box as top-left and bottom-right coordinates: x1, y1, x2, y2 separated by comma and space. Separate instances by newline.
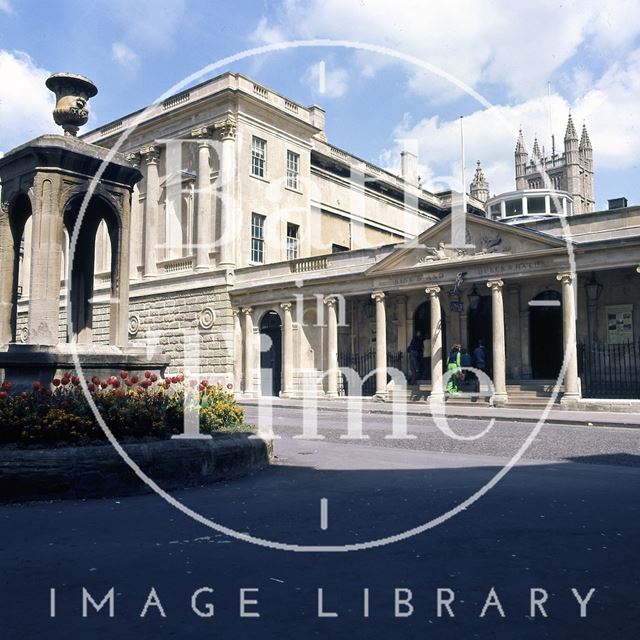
578, 340, 640, 399
337, 350, 403, 396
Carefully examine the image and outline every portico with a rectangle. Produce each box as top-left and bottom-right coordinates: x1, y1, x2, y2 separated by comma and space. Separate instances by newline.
230, 213, 640, 408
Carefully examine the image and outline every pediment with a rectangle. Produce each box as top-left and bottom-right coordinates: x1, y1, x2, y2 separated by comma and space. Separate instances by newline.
368, 213, 565, 275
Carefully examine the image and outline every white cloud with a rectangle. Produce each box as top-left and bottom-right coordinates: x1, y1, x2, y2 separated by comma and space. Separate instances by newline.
0, 51, 53, 153
381, 47, 640, 196
111, 42, 140, 68
253, 0, 640, 101
0, 0, 14, 15
251, 17, 284, 45
302, 61, 349, 98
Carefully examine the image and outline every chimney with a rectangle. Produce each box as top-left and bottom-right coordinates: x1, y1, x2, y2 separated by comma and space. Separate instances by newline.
608, 197, 628, 210
400, 150, 418, 186
308, 105, 326, 141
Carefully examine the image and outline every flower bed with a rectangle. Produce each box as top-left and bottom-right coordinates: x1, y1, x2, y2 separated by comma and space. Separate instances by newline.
0, 372, 247, 446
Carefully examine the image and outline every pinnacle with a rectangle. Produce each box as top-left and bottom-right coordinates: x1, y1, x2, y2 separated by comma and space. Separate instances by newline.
565, 113, 578, 140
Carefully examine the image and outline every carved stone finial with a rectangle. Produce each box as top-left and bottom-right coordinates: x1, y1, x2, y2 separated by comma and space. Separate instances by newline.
45, 73, 98, 137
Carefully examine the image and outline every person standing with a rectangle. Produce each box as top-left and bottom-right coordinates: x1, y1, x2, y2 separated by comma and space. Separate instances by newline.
473, 339, 487, 393
446, 344, 462, 394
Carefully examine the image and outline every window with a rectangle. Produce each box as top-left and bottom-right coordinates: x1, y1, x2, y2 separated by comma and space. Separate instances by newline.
251, 213, 265, 263
286, 150, 300, 190
286, 223, 299, 260
251, 136, 266, 177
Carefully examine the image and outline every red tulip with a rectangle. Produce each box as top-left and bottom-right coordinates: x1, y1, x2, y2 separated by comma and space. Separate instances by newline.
71, 376, 80, 386
52, 378, 61, 387
1, 381, 11, 390
61, 377, 70, 386
125, 379, 133, 387
226, 383, 233, 390
150, 373, 157, 382
100, 381, 108, 389
87, 383, 95, 392
0, 391, 7, 400
144, 371, 152, 379
32, 382, 41, 391
120, 370, 128, 379
91, 375, 100, 385
111, 379, 120, 388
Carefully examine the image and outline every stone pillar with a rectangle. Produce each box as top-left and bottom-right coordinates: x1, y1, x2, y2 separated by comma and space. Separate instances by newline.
192, 127, 212, 271
232, 309, 242, 392
280, 302, 293, 396
28, 175, 63, 345
500, 200, 506, 219
111, 189, 132, 349
426, 286, 444, 404
0, 201, 14, 345
557, 272, 580, 404
372, 291, 387, 398
215, 116, 237, 268
141, 146, 160, 279
544, 194, 551, 215
241, 307, 254, 395
125, 152, 142, 282
487, 279, 508, 406
324, 296, 338, 397
522, 196, 528, 216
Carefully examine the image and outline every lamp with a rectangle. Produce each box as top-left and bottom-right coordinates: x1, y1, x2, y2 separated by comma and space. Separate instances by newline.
468, 284, 481, 311
584, 272, 603, 303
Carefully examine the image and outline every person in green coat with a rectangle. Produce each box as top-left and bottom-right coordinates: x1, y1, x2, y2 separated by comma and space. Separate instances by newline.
446, 344, 462, 394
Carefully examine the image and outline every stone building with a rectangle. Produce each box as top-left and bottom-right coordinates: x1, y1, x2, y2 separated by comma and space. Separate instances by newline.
515, 114, 595, 214
5, 72, 639, 408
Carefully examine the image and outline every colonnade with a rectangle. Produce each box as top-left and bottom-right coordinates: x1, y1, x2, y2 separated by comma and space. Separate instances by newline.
232, 271, 581, 405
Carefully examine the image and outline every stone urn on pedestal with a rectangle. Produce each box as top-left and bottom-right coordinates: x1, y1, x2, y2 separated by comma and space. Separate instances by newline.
45, 72, 98, 137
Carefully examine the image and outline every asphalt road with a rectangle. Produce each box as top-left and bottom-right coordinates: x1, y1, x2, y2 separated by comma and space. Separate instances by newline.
1, 406, 639, 639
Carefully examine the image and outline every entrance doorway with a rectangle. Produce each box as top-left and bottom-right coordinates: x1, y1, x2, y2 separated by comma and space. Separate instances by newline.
259, 311, 282, 396
529, 290, 563, 379
412, 301, 446, 380
467, 294, 492, 373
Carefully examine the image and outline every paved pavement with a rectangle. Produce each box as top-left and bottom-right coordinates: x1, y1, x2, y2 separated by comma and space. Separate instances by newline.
1, 404, 640, 639
242, 396, 640, 428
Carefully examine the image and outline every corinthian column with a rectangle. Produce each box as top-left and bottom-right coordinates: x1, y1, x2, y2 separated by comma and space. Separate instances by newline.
372, 291, 387, 398
214, 116, 237, 268
280, 302, 293, 396
487, 279, 508, 406
0, 201, 14, 344
324, 296, 338, 397
557, 271, 580, 405
191, 127, 212, 271
140, 145, 160, 279
241, 307, 254, 395
426, 286, 444, 404
126, 151, 142, 282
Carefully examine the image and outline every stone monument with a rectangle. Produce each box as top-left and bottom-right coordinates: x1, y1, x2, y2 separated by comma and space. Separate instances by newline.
0, 73, 168, 389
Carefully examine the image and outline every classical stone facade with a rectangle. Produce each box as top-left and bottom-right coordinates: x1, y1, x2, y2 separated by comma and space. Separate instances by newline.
4, 72, 639, 406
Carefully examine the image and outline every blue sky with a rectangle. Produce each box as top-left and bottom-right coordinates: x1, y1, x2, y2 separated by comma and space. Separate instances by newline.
1, 0, 640, 209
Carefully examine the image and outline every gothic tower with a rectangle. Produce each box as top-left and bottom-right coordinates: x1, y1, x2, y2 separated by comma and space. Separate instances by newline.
470, 160, 490, 204
514, 129, 528, 190
513, 113, 595, 214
